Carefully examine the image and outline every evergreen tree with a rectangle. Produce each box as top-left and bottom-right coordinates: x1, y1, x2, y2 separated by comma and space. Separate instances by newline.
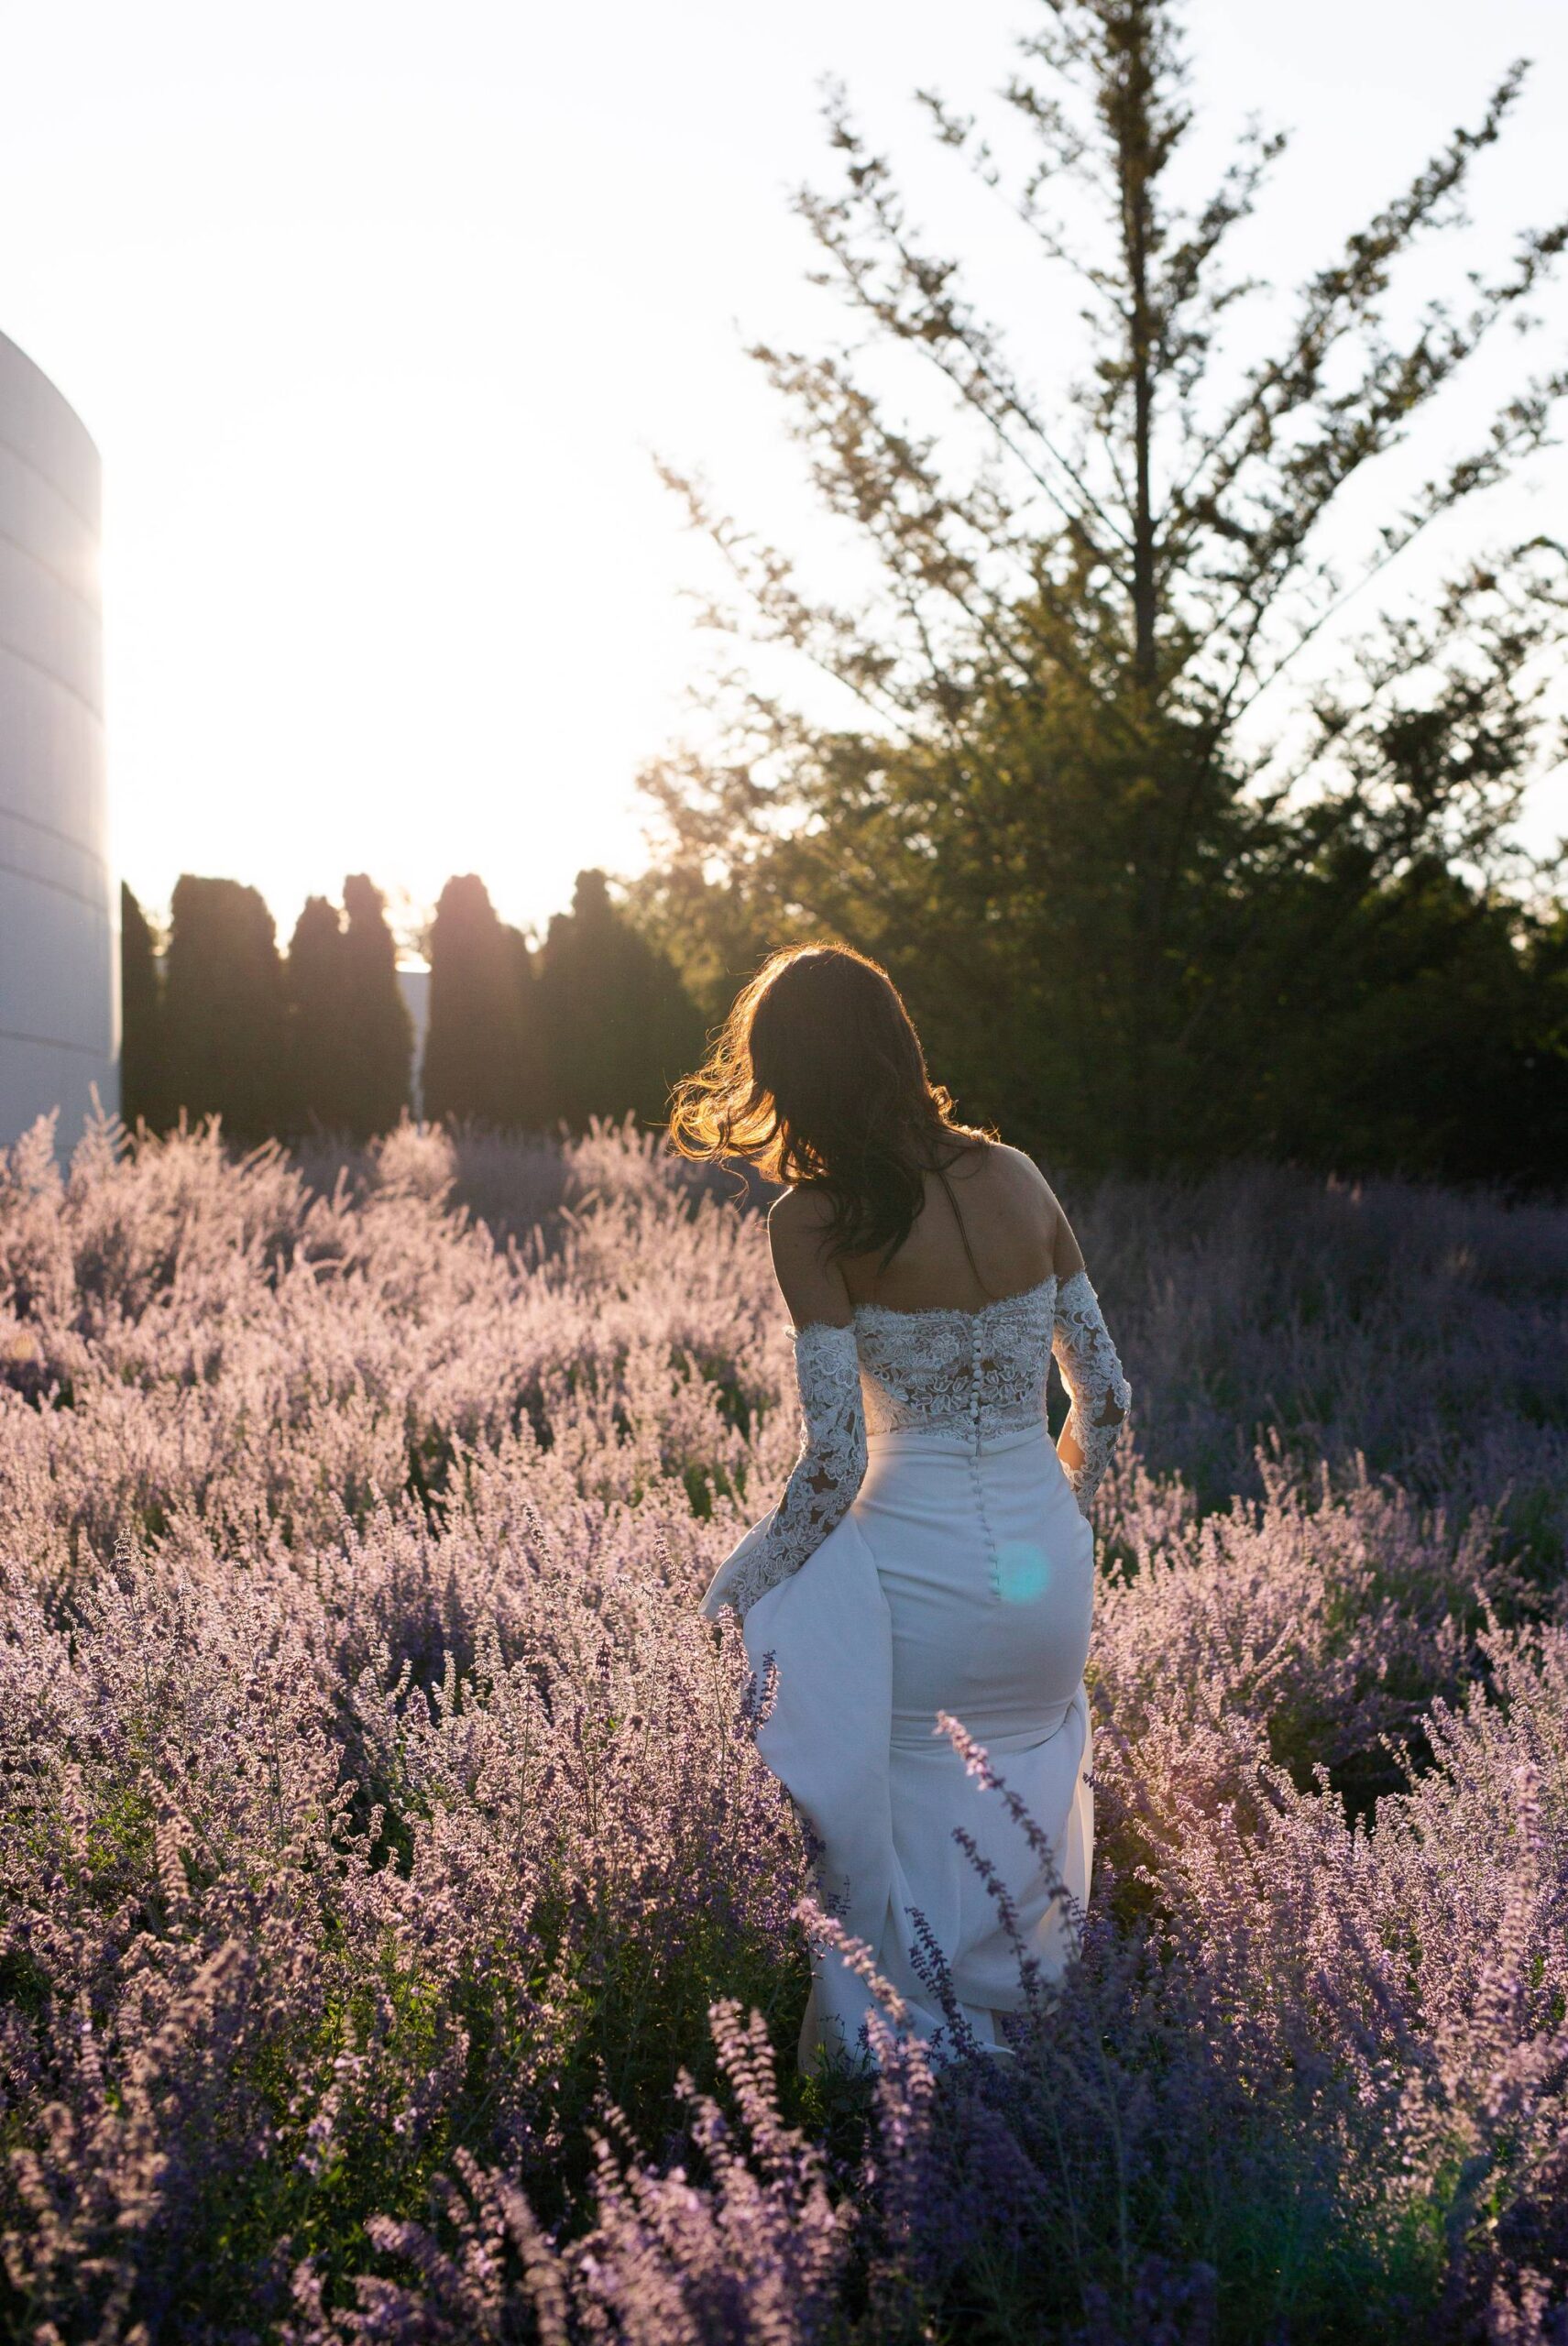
283, 894, 349, 1135
1255, 855, 1568, 1181
422, 874, 531, 1127
341, 874, 413, 1139
118, 882, 168, 1135
505, 918, 553, 1129
162, 876, 289, 1145
638, 0, 1568, 1180
536, 870, 706, 1131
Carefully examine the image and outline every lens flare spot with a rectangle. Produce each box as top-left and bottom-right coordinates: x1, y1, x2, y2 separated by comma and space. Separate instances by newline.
995, 1540, 1049, 1603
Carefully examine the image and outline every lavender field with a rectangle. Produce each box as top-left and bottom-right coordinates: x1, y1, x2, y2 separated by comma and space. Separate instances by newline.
2, 1111, 1566, 2345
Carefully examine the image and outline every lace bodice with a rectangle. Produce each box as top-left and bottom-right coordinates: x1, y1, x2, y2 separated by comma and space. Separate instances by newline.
709, 1269, 1130, 1624
854, 1277, 1059, 1439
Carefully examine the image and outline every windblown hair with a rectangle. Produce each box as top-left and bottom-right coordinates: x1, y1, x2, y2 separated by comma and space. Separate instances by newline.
668, 944, 994, 1267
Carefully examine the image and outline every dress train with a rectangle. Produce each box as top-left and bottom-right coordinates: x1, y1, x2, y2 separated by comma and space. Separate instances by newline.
724, 1421, 1096, 2062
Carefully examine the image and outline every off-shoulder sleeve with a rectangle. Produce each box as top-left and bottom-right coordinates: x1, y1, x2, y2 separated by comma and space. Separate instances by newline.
715, 1321, 868, 1622
1052, 1268, 1131, 1516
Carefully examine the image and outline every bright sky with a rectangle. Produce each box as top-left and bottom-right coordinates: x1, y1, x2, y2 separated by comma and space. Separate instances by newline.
1, 0, 1563, 950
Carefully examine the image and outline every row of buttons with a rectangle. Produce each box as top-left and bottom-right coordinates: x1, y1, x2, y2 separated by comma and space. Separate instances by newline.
968, 1319, 1002, 1598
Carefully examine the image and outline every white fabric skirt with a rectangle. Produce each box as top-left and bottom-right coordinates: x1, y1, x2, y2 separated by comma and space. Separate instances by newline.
729, 1420, 1095, 2063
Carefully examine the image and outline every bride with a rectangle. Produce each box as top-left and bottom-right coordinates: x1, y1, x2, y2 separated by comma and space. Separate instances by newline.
670, 943, 1130, 2064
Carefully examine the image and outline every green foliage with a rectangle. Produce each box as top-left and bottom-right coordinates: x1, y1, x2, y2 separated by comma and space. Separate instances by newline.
117, 882, 168, 1135
422, 868, 705, 1135
122, 864, 699, 1150
421, 873, 548, 1129
136, 877, 413, 1147
282, 880, 414, 1142
637, 0, 1568, 1180
161, 875, 290, 1146
284, 893, 351, 1134
536, 868, 707, 1133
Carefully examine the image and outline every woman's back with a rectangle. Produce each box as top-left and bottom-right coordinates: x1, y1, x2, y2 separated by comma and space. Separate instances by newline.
774, 1137, 1085, 1323
751, 1137, 1115, 2066
677, 945, 1129, 2063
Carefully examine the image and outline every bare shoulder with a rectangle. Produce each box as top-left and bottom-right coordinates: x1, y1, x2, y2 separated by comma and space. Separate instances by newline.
980, 1142, 1086, 1277
768, 1182, 836, 1235
979, 1139, 1051, 1193
970, 1138, 1055, 1220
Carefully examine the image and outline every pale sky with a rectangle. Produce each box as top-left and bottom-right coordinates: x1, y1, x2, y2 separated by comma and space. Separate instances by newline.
1, 0, 1563, 951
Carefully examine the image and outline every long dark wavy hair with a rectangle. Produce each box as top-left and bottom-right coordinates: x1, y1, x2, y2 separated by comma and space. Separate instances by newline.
667, 944, 995, 1270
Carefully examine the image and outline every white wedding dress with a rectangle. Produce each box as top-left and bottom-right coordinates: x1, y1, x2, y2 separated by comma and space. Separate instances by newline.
702, 1269, 1129, 2063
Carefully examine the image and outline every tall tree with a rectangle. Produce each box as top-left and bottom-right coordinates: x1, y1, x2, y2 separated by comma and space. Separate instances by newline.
162, 876, 289, 1145
341, 874, 413, 1139
283, 894, 349, 1135
638, 0, 1568, 1178
505, 918, 552, 1128
422, 874, 539, 1128
118, 882, 169, 1135
535, 869, 706, 1130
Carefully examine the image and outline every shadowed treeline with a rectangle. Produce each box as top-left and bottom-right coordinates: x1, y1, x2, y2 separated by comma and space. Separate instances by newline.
119, 868, 706, 1146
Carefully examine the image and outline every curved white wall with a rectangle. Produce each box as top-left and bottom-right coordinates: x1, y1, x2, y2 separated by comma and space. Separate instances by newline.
397, 965, 431, 1116
0, 330, 114, 1151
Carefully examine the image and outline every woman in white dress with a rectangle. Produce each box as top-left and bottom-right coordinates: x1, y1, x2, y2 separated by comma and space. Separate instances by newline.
670, 943, 1130, 2064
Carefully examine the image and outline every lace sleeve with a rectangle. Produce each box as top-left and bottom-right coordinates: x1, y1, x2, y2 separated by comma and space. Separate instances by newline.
720, 1321, 868, 1621
1052, 1268, 1131, 1516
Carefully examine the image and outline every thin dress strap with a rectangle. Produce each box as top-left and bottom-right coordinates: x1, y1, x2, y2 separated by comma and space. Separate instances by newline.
932, 1153, 994, 1301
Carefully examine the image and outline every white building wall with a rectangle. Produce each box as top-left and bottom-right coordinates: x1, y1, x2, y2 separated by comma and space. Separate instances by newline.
397, 965, 430, 1116
0, 330, 114, 1151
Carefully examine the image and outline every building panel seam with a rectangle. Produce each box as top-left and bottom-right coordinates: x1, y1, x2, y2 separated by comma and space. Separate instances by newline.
0, 634, 104, 719
0, 432, 99, 533
0, 1024, 111, 1058
0, 521, 100, 614
0, 803, 110, 869
0, 855, 112, 915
